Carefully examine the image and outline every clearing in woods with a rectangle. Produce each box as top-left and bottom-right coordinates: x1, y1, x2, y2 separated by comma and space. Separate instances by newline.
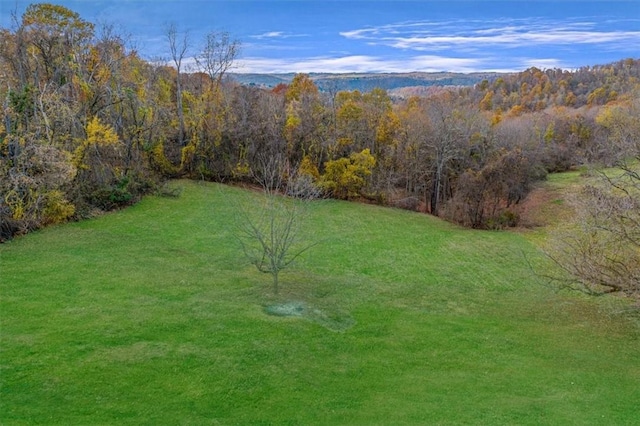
1, 179, 638, 424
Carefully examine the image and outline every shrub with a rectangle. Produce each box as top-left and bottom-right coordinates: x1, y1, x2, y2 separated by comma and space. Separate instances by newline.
43, 190, 76, 225
89, 177, 133, 210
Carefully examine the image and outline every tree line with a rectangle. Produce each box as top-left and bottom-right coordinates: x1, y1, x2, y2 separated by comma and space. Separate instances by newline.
2, 3, 639, 242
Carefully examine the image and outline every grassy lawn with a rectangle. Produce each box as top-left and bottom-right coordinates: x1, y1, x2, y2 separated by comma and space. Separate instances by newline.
1, 180, 638, 424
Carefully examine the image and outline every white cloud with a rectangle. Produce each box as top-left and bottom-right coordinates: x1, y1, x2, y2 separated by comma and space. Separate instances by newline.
234, 55, 484, 74
249, 31, 309, 40
251, 31, 286, 39
175, 54, 570, 74
340, 18, 640, 52
520, 58, 567, 70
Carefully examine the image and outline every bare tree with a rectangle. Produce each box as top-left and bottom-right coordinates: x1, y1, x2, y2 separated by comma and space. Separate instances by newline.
195, 31, 239, 84
166, 23, 189, 146
543, 97, 640, 298
235, 155, 319, 295
413, 93, 480, 215
544, 179, 640, 297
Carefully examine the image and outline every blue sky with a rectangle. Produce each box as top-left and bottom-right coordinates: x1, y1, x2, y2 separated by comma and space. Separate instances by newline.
1, 1, 639, 73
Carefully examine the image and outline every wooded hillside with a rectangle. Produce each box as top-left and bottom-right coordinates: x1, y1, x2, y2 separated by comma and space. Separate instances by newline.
1, 3, 639, 241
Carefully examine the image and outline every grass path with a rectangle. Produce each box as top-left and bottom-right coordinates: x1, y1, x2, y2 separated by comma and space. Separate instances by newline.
1, 180, 638, 424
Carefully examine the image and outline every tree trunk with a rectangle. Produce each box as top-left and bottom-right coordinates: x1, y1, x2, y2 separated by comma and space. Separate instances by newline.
176, 76, 185, 146
431, 157, 443, 215
272, 269, 279, 295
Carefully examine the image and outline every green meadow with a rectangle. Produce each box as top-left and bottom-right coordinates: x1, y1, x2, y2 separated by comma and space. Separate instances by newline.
1, 180, 638, 424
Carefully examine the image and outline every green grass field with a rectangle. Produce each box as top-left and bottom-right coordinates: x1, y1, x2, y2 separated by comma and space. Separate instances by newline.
1, 180, 638, 425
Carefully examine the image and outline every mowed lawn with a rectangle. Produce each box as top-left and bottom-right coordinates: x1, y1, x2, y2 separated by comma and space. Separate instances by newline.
1, 180, 638, 425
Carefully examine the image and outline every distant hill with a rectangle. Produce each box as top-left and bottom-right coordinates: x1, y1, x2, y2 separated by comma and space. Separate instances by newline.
229, 72, 503, 92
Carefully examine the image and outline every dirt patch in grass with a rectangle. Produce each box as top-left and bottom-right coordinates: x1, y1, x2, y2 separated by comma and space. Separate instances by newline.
264, 301, 306, 317
515, 184, 577, 229
264, 301, 356, 332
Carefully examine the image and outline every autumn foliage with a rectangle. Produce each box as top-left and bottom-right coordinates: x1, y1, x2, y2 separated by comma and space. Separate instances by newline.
2, 3, 640, 241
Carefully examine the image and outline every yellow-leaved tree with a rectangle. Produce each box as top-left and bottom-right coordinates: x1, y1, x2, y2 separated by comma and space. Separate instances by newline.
73, 116, 130, 210
321, 149, 376, 199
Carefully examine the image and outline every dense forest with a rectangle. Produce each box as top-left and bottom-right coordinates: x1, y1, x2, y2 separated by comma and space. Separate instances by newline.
2, 3, 639, 241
